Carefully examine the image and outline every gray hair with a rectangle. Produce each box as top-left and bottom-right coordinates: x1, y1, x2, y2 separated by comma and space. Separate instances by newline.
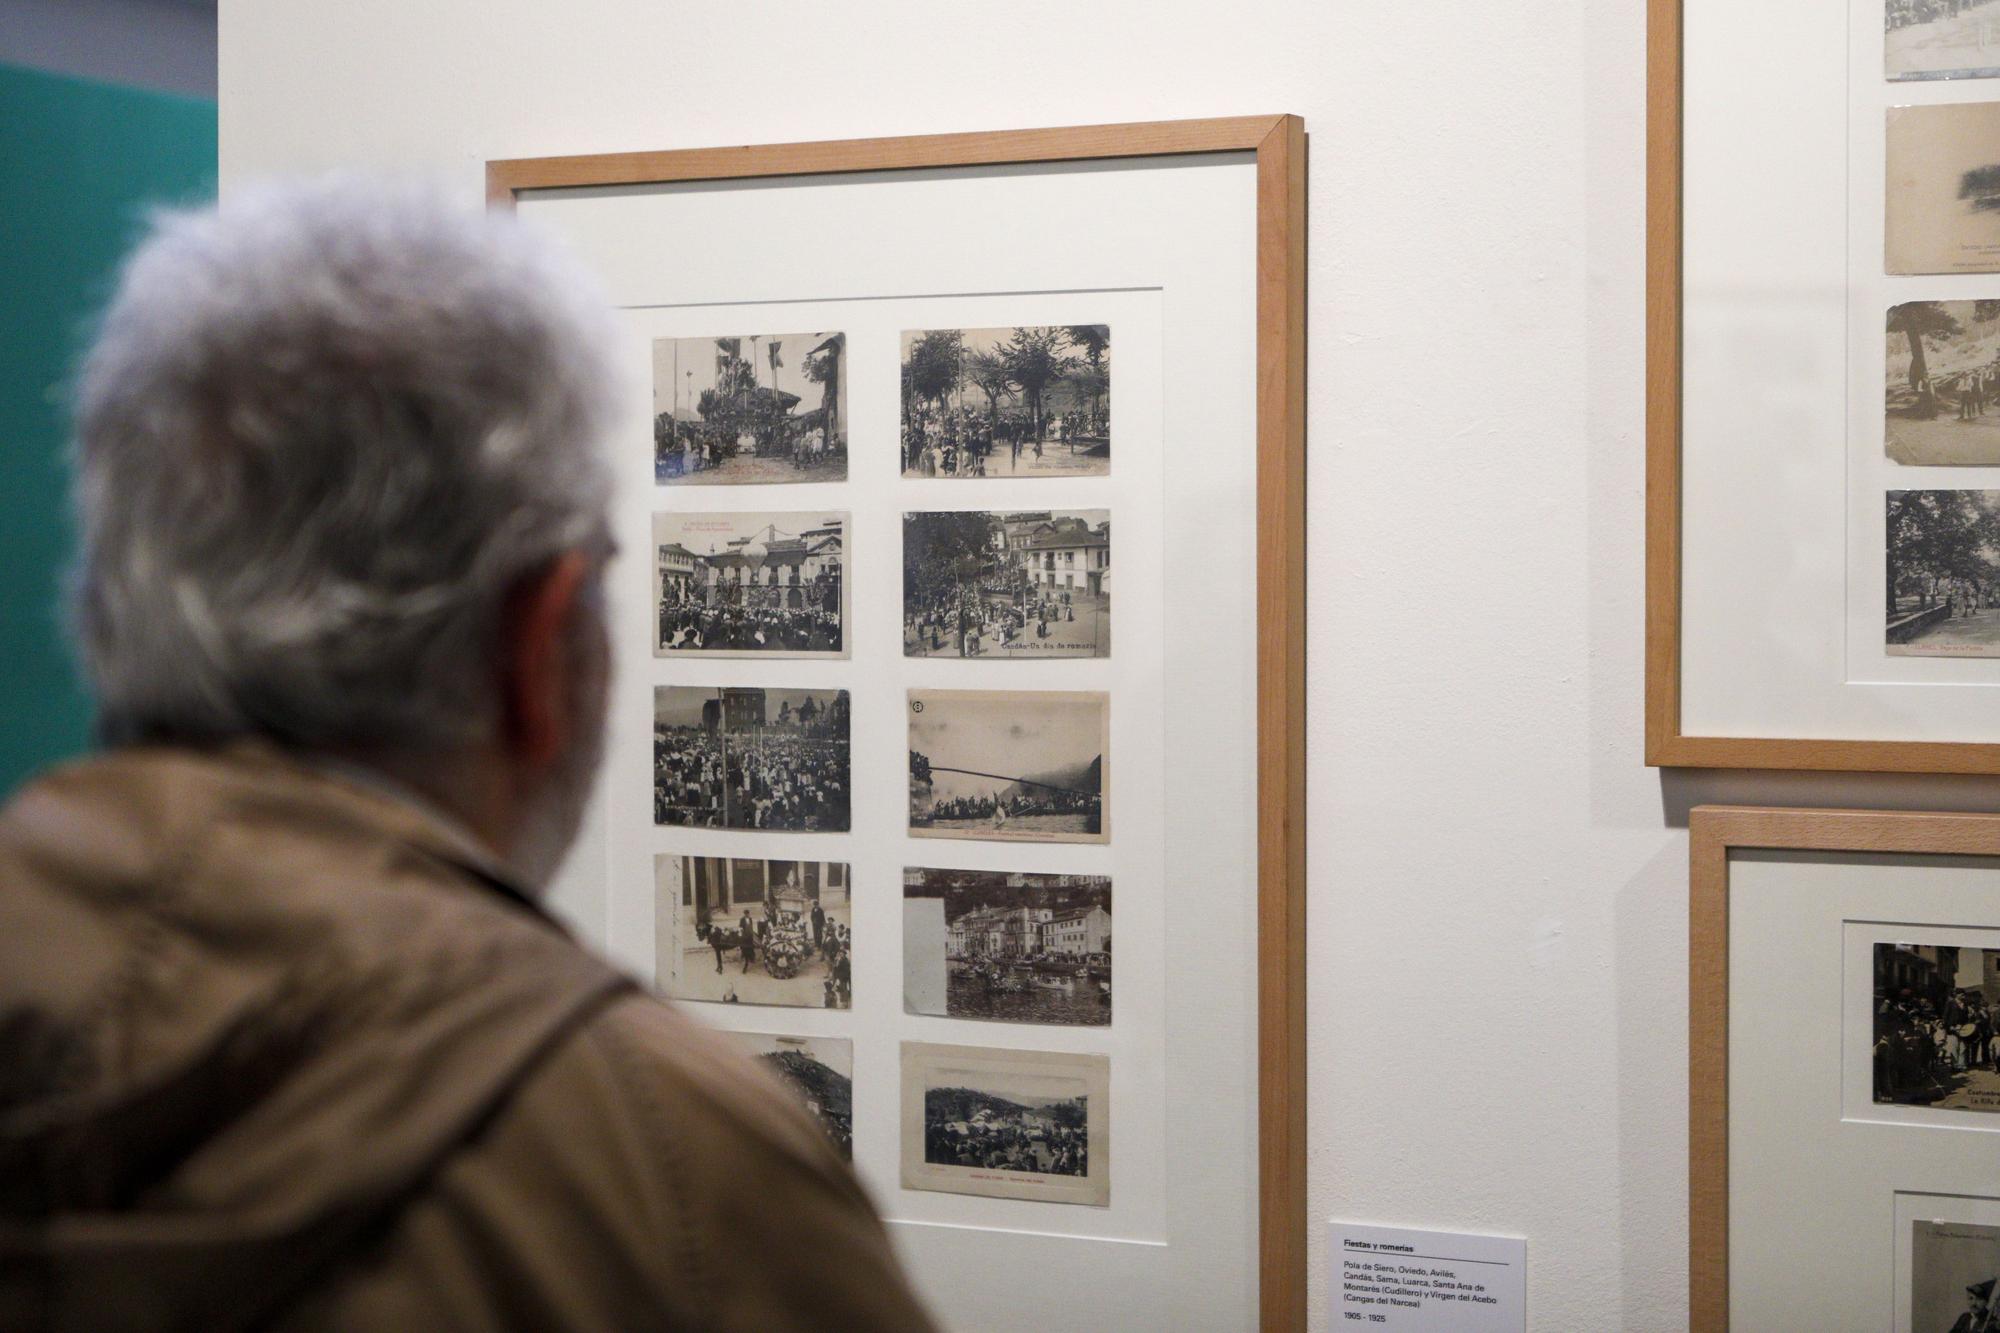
68, 177, 621, 754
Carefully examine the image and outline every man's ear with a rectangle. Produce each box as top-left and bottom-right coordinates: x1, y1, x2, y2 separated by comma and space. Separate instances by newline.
500, 550, 592, 771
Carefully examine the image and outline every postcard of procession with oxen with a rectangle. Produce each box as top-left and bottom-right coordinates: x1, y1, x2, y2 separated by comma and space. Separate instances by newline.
656, 855, 854, 1010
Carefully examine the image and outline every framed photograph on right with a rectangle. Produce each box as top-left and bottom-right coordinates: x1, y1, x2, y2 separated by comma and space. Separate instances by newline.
1649, 0, 2000, 772
1690, 806, 2000, 1329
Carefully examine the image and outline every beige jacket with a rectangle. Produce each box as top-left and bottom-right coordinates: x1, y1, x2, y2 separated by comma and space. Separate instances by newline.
0, 745, 937, 1332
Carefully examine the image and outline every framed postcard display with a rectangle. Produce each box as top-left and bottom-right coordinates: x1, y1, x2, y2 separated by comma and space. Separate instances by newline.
1690, 806, 2000, 1328
1649, 0, 2000, 772
487, 116, 1308, 1331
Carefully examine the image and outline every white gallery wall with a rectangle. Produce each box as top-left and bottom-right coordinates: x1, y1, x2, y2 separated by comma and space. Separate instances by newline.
217, 1, 2000, 1326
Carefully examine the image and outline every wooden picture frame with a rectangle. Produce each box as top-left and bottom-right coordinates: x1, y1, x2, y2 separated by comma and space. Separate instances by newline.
487, 116, 1309, 1330
1689, 804, 2000, 1328
1647, 2, 2000, 775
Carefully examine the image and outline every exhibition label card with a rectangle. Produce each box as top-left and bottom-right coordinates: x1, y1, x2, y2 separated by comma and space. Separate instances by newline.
1329, 1222, 1525, 1331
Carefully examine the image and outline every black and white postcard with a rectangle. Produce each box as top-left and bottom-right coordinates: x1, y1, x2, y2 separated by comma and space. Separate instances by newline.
653, 332, 846, 484
1889, 103, 2000, 274
653, 511, 847, 657
1887, 302, 2000, 465
654, 686, 850, 831
656, 855, 853, 1009
900, 1042, 1109, 1206
728, 1032, 853, 1160
1888, 0, 2000, 81
1887, 491, 2000, 656
1875, 941, 2000, 1111
900, 325, 1109, 479
903, 510, 1110, 658
1911, 1219, 2000, 1331
907, 690, 1108, 844
903, 868, 1111, 1026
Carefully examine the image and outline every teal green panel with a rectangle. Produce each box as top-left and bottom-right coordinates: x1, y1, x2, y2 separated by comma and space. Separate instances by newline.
0, 62, 216, 797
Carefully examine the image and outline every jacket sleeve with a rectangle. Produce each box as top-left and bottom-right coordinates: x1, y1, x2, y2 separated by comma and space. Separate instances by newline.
579, 992, 942, 1333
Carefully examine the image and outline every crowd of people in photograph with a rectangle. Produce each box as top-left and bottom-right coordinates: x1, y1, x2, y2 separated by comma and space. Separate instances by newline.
659, 599, 842, 653
1886, 0, 1998, 30
923, 1104, 1088, 1177
904, 583, 1078, 656
901, 406, 1107, 477
1875, 984, 1997, 1103
919, 788, 1101, 829
654, 715, 850, 831
654, 417, 841, 480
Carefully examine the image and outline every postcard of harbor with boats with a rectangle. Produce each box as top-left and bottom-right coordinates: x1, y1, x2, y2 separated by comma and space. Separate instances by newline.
903, 868, 1110, 1026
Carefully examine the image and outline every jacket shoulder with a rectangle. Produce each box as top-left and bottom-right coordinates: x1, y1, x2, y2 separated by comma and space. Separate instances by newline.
546, 993, 939, 1332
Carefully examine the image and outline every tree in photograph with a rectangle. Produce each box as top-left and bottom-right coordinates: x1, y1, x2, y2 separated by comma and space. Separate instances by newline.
999, 326, 1077, 445
1064, 324, 1109, 422
905, 329, 964, 435
1888, 302, 1963, 390
964, 348, 1017, 434
804, 334, 843, 446
1886, 489, 2000, 619
1962, 164, 2000, 211
698, 350, 758, 427
903, 511, 995, 604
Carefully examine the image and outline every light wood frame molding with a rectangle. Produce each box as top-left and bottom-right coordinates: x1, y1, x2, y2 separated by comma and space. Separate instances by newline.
1646, 3, 2000, 774
489, 116, 1310, 1331
1688, 804, 2000, 1328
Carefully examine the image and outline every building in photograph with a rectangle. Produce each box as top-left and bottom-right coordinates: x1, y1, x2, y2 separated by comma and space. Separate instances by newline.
1043, 904, 1111, 957
1021, 525, 1110, 596
664, 520, 842, 614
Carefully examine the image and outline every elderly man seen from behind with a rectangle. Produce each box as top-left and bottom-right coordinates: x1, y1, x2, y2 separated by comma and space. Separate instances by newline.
0, 181, 936, 1332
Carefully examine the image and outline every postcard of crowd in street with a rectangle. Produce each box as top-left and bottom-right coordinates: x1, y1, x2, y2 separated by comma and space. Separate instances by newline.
1888, 0, 2000, 80
901, 1043, 1109, 1206
903, 510, 1110, 658
653, 511, 847, 658
1887, 490, 2000, 656
725, 1032, 855, 1160
1889, 102, 2000, 274
1887, 301, 2000, 464
907, 690, 1108, 844
1875, 941, 2000, 1112
900, 325, 1110, 479
1911, 1220, 2000, 1332
653, 332, 846, 484
654, 686, 851, 831
655, 855, 854, 1009
903, 869, 1111, 1027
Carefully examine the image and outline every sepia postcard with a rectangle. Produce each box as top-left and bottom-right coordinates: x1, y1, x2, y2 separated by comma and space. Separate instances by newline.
900, 325, 1110, 479
900, 1041, 1109, 1206
653, 510, 848, 658
903, 510, 1110, 658
907, 689, 1108, 844
1874, 940, 2000, 1110
653, 332, 846, 484
1911, 1219, 2000, 1331
656, 855, 852, 1009
1889, 103, 2000, 274
1886, 301, 2000, 464
727, 1031, 853, 1160
1888, 0, 2000, 82
903, 868, 1111, 1027
654, 686, 850, 831
1887, 491, 2000, 656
